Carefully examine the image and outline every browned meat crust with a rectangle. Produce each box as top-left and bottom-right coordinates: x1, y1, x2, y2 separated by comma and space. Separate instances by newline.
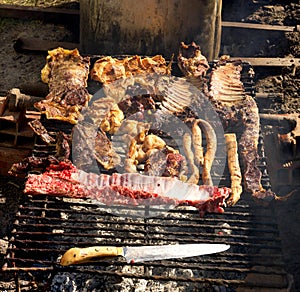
209, 58, 276, 202
35, 47, 91, 124
91, 55, 171, 84
28, 119, 55, 144
225, 133, 243, 206
94, 129, 121, 170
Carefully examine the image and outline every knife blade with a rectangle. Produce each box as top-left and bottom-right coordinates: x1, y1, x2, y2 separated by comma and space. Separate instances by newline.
60, 243, 230, 266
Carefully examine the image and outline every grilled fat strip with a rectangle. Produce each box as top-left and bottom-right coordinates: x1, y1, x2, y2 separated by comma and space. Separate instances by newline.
225, 133, 243, 206
183, 132, 200, 184
192, 119, 204, 166
196, 119, 217, 186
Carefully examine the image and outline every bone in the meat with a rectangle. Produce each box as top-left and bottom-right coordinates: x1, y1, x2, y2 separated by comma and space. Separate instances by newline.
35, 47, 91, 124
24, 161, 231, 217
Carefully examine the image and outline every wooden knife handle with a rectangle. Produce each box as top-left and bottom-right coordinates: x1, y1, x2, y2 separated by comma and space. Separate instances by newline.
60, 246, 124, 266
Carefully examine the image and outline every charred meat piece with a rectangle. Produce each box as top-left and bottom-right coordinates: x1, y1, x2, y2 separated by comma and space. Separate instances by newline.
117, 84, 156, 117
9, 130, 72, 177
35, 47, 91, 124
178, 42, 210, 78
9, 156, 60, 177
144, 148, 186, 180
55, 131, 71, 160
24, 161, 231, 217
28, 119, 55, 144
94, 129, 121, 170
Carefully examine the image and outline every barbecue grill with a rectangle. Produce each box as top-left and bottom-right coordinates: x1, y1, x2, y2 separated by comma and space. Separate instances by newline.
1, 60, 294, 291
2, 182, 291, 291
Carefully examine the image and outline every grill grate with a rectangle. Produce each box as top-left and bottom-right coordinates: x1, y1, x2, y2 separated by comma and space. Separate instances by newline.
3, 191, 289, 290
1, 61, 292, 291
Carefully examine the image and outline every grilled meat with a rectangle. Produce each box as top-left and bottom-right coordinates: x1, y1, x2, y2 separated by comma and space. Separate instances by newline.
24, 161, 231, 217
144, 148, 187, 180
94, 129, 121, 170
9, 131, 72, 177
35, 47, 91, 124
177, 45, 276, 203
91, 55, 171, 84
178, 42, 210, 77
183, 132, 200, 184
177, 42, 210, 91
28, 119, 55, 144
208, 58, 275, 201
225, 133, 243, 206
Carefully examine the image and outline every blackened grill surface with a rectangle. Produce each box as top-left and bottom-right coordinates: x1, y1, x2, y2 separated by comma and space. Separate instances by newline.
1, 62, 291, 291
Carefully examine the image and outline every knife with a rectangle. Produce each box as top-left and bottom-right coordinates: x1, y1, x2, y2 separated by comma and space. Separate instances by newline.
60, 243, 230, 266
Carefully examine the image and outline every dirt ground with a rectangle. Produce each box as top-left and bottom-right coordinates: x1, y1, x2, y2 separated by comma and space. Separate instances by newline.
0, 0, 300, 291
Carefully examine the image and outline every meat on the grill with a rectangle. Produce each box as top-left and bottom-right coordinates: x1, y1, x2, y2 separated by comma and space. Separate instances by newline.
177, 42, 210, 92
183, 132, 200, 184
177, 46, 276, 203
208, 57, 276, 202
55, 132, 72, 160
8, 156, 60, 177
28, 119, 55, 144
144, 149, 187, 180
35, 47, 91, 124
24, 161, 231, 217
9, 132, 71, 177
225, 133, 243, 206
91, 55, 171, 84
178, 42, 210, 78
192, 118, 217, 186
94, 128, 121, 170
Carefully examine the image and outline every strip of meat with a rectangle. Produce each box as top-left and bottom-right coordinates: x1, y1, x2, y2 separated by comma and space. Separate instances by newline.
183, 132, 200, 184
225, 133, 243, 206
94, 129, 121, 170
192, 120, 204, 166
195, 119, 217, 186
91, 55, 171, 84
28, 120, 55, 144
24, 161, 231, 217
35, 47, 91, 124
